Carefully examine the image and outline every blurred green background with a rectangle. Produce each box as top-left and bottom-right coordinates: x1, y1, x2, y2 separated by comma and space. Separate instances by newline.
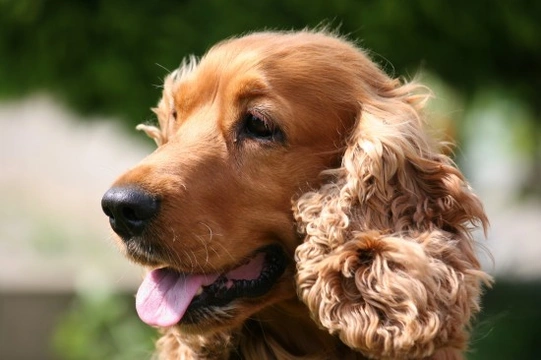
1, 1, 540, 359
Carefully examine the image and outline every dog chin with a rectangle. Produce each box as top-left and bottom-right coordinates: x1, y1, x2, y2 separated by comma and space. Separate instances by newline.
121, 239, 164, 267
174, 302, 243, 334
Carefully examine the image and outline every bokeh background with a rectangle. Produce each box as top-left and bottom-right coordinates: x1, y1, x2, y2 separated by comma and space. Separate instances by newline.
1, 1, 540, 359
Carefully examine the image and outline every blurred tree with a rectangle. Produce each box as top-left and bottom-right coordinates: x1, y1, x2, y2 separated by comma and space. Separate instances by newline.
0, 0, 539, 191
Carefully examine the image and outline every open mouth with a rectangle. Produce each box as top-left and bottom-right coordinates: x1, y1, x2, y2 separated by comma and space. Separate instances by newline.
135, 245, 287, 327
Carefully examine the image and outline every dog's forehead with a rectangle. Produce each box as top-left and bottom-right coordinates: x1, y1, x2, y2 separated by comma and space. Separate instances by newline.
158, 32, 367, 145
167, 32, 364, 101
164, 49, 269, 118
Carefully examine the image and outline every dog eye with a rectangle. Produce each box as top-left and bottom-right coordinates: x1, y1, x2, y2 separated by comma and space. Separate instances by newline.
243, 113, 276, 140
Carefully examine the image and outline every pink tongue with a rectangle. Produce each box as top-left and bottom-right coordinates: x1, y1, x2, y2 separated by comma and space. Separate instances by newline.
226, 252, 265, 280
135, 253, 265, 327
135, 268, 217, 327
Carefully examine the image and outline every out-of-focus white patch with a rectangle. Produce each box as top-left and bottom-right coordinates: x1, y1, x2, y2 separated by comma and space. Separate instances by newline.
461, 90, 541, 280
0, 96, 153, 291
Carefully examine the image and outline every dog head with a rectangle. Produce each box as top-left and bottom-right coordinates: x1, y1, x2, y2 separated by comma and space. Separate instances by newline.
102, 30, 489, 358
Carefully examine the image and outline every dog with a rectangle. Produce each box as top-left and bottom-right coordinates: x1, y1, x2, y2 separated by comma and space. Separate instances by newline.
102, 30, 491, 359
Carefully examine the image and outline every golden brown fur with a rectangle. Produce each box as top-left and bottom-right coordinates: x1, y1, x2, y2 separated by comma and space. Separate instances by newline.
106, 30, 491, 359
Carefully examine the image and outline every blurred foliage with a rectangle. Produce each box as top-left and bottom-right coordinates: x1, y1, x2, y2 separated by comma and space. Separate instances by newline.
470, 281, 541, 360
52, 291, 156, 360
0, 0, 540, 127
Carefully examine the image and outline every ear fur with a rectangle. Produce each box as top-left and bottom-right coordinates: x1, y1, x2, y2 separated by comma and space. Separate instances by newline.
294, 82, 491, 359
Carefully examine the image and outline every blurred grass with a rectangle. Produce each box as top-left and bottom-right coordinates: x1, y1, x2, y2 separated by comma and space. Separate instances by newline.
52, 292, 156, 360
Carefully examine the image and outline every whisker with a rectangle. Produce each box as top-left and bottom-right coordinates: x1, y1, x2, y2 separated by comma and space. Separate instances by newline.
155, 62, 172, 74
209, 240, 236, 264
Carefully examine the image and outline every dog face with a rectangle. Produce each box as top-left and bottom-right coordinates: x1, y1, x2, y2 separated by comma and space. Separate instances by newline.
102, 32, 369, 333
103, 31, 489, 358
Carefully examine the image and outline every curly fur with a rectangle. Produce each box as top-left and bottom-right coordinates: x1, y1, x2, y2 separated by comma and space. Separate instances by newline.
294, 80, 491, 358
104, 30, 491, 360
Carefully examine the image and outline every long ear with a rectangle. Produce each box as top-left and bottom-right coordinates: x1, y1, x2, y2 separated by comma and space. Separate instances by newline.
294, 82, 492, 359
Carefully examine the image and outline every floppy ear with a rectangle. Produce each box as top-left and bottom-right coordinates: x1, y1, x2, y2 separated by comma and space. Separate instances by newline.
294, 82, 491, 359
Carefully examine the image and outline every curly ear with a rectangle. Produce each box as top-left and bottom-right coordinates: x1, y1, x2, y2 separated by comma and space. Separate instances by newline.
294, 82, 492, 359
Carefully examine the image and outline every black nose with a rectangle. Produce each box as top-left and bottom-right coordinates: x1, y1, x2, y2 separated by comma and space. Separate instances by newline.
101, 186, 160, 240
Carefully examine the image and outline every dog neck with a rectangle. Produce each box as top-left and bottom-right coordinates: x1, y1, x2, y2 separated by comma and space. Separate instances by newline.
156, 298, 369, 360
240, 300, 344, 358
155, 297, 465, 359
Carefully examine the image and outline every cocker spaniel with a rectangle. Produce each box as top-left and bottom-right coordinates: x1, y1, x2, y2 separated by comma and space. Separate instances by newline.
102, 30, 491, 360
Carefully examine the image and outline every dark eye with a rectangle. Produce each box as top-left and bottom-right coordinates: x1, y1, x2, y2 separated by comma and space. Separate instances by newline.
243, 113, 275, 139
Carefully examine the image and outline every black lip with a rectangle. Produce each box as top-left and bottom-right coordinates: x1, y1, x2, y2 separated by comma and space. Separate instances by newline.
181, 245, 287, 324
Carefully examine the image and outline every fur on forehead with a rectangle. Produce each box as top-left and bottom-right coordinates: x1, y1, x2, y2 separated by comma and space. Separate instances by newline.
136, 56, 199, 146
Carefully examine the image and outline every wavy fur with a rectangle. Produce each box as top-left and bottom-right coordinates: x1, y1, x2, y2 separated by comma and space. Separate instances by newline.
294, 77, 490, 358
105, 30, 491, 359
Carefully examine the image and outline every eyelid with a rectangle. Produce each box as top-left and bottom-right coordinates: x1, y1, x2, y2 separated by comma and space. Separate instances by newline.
248, 109, 270, 125
243, 108, 285, 143
248, 105, 275, 123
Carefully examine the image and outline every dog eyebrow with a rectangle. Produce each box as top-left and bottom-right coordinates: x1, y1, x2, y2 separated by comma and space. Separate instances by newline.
235, 77, 270, 101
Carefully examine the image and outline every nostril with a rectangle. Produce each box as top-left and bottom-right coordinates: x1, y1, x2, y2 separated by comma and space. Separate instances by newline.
122, 206, 138, 221
101, 186, 160, 239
